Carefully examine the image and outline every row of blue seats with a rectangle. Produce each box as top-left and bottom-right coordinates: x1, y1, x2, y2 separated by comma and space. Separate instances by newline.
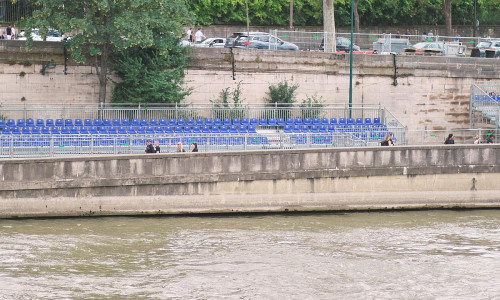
1, 124, 389, 135
0, 117, 383, 128
474, 94, 500, 102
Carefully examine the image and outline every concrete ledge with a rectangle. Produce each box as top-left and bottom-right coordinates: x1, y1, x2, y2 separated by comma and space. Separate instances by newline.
0, 145, 499, 218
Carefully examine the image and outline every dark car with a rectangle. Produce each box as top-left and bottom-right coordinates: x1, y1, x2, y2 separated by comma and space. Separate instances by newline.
319, 37, 360, 52
471, 40, 500, 57
225, 32, 299, 51
485, 40, 500, 58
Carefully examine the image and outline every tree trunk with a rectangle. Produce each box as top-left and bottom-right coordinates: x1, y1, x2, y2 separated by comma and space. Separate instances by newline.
97, 44, 109, 105
354, 0, 359, 33
323, 0, 336, 53
289, 0, 294, 30
443, 0, 452, 37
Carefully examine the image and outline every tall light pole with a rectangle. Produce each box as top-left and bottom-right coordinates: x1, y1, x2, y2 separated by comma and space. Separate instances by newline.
348, 0, 354, 117
473, 0, 477, 38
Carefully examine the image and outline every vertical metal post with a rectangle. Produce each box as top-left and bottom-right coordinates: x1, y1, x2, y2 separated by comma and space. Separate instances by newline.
473, 0, 477, 39
348, 0, 354, 118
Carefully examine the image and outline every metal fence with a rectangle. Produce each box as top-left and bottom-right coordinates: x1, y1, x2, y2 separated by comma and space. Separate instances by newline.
405, 128, 498, 145
470, 84, 500, 130
0, 0, 31, 23
269, 30, 489, 54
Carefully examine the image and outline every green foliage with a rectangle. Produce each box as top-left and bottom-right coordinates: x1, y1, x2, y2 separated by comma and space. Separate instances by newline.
184, 0, 500, 26
300, 95, 325, 119
18, 0, 193, 103
264, 81, 299, 119
111, 46, 191, 104
211, 81, 247, 120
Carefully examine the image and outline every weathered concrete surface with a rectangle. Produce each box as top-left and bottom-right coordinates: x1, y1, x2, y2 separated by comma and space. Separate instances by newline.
0, 145, 498, 218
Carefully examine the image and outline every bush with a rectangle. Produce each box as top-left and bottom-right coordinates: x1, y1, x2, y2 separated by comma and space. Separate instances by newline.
210, 81, 247, 120
264, 81, 299, 119
300, 95, 325, 119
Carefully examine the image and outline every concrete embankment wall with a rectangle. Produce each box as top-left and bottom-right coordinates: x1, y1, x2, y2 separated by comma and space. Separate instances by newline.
0, 145, 499, 218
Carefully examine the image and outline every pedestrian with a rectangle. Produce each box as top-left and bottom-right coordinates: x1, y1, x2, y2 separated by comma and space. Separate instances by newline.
486, 135, 494, 144
186, 27, 192, 42
427, 30, 434, 41
176, 141, 186, 152
473, 135, 480, 144
145, 139, 155, 153
404, 29, 411, 40
154, 140, 160, 153
421, 32, 427, 42
195, 28, 205, 44
0, 32, 5, 40
444, 134, 455, 144
191, 142, 198, 152
381, 133, 394, 146
6, 24, 13, 40
454, 32, 461, 42
395, 30, 401, 39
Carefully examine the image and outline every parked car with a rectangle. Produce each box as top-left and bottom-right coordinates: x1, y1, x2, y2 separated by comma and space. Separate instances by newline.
319, 37, 360, 52
194, 37, 226, 48
484, 40, 500, 58
16, 28, 63, 41
225, 32, 299, 51
470, 40, 499, 57
404, 42, 444, 54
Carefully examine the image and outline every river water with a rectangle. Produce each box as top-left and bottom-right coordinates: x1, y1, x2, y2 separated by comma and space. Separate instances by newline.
0, 210, 499, 299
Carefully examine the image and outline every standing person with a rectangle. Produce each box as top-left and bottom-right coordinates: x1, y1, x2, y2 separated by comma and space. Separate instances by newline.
381, 133, 394, 146
404, 29, 411, 40
395, 30, 401, 39
444, 134, 455, 144
154, 140, 160, 153
421, 32, 427, 42
486, 135, 494, 144
191, 142, 198, 152
0, 32, 5, 40
454, 32, 461, 42
186, 27, 192, 42
145, 140, 155, 153
473, 135, 480, 144
195, 28, 205, 44
6, 24, 13, 40
176, 142, 186, 152
427, 30, 434, 41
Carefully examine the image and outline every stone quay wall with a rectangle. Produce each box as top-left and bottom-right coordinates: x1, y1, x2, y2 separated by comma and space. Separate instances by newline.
0, 145, 499, 218
1, 41, 500, 132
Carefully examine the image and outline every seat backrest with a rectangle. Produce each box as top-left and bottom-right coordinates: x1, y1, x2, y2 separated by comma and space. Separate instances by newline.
213, 118, 222, 126
64, 119, 73, 126
339, 118, 346, 125
295, 118, 303, 125
304, 118, 312, 125
177, 119, 186, 126
112, 118, 121, 126
74, 119, 83, 126
84, 119, 93, 126
55, 119, 64, 127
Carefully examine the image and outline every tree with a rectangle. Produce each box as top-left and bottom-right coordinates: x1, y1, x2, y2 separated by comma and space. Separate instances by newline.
323, 0, 336, 53
19, 0, 192, 105
111, 46, 191, 104
442, 0, 453, 36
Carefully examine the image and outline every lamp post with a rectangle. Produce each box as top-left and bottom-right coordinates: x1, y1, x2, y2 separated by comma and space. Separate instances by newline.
348, 0, 354, 117
473, 0, 477, 38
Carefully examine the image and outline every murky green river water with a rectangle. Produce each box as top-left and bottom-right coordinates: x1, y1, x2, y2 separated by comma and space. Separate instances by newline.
0, 210, 499, 299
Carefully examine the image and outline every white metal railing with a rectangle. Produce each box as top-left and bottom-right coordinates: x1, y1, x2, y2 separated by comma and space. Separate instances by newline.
470, 84, 500, 130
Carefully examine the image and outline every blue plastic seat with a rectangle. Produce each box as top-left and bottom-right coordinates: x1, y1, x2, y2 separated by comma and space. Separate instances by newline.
112, 118, 121, 126
187, 118, 195, 126
136, 127, 146, 134
232, 118, 241, 125
250, 118, 259, 126
223, 118, 231, 126
31, 127, 41, 134
295, 118, 303, 125
205, 118, 214, 126
301, 125, 310, 133
158, 118, 167, 126
165, 126, 173, 134
177, 119, 186, 126
121, 119, 131, 126
356, 118, 363, 125
26, 119, 35, 127
192, 126, 201, 134
304, 118, 312, 125
35, 119, 44, 127
328, 124, 336, 132
347, 118, 355, 125
339, 118, 347, 125
230, 125, 239, 133
241, 118, 250, 126
73, 119, 82, 127
277, 118, 285, 126
54, 119, 63, 127
221, 125, 229, 133
239, 125, 247, 133
93, 119, 103, 127
89, 126, 99, 134
183, 126, 192, 134
321, 118, 329, 125
51, 127, 60, 134
70, 126, 79, 134
213, 118, 222, 126
312, 118, 321, 126
310, 125, 319, 133
21, 127, 31, 134
64, 119, 73, 127
196, 118, 204, 126
248, 125, 257, 133
140, 119, 148, 126
202, 125, 211, 133
364, 118, 373, 125
99, 127, 108, 134
268, 118, 277, 126
292, 125, 301, 133
40, 127, 50, 134
83, 119, 92, 126
211, 126, 220, 133
284, 125, 292, 133
319, 125, 327, 133
80, 127, 89, 134
259, 118, 268, 126
154, 126, 164, 134
131, 119, 140, 126
17, 119, 26, 127
145, 126, 154, 134
167, 118, 175, 126
11, 127, 21, 134
1, 127, 11, 134
174, 126, 183, 133
127, 126, 136, 134
373, 118, 381, 125
7, 119, 15, 127
285, 118, 294, 125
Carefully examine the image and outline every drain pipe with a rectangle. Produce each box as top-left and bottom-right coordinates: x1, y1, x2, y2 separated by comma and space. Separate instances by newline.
392, 53, 398, 86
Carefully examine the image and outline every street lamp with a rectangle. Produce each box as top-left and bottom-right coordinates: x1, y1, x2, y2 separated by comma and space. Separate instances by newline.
348, 0, 354, 117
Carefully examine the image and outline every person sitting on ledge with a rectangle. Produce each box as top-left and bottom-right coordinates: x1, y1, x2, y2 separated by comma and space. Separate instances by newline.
444, 134, 455, 144
145, 140, 155, 153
